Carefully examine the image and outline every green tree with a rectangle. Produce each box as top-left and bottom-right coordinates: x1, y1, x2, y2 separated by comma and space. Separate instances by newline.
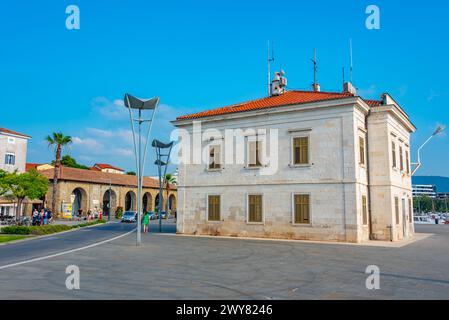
46, 132, 72, 215
56, 155, 89, 170
126, 171, 136, 176
0, 169, 9, 196
413, 196, 433, 213
4, 169, 49, 218
164, 173, 177, 214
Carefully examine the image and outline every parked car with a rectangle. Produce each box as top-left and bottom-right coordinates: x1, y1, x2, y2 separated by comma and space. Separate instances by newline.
121, 211, 137, 223
148, 212, 158, 220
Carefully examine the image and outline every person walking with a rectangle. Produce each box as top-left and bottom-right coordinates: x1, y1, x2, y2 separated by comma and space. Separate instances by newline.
43, 210, 48, 225
142, 211, 150, 233
39, 209, 45, 226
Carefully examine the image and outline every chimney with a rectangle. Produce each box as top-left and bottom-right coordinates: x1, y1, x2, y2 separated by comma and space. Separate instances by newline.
343, 82, 357, 95
313, 83, 321, 92
270, 70, 287, 96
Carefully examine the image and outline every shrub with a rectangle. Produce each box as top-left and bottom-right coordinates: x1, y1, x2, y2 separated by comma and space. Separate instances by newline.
1, 226, 32, 235
115, 206, 124, 219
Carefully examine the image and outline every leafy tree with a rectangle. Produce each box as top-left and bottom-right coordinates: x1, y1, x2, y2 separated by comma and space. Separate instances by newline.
164, 173, 177, 213
413, 196, 433, 213
56, 155, 89, 170
0, 169, 9, 196
126, 171, 136, 176
46, 132, 72, 214
3, 169, 48, 218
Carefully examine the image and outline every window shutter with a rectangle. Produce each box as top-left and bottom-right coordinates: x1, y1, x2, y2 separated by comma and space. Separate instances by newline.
214, 146, 221, 169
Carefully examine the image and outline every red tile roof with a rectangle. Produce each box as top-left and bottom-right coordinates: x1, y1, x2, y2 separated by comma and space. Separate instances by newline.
177, 90, 357, 120
26, 163, 40, 171
40, 166, 175, 189
365, 100, 382, 107
91, 163, 124, 172
0, 127, 31, 138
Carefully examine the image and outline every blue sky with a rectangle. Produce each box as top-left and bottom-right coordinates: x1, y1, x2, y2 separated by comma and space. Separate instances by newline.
0, 0, 448, 176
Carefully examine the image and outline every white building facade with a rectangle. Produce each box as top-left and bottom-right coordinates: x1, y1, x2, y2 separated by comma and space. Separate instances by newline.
0, 128, 31, 216
173, 86, 416, 243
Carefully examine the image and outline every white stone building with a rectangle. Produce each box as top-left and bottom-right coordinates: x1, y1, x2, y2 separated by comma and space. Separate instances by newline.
172, 79, 416, 243
0, 127, 31, 216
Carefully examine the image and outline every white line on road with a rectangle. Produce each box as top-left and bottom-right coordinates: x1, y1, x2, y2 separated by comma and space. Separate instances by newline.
0, 228, 136, 270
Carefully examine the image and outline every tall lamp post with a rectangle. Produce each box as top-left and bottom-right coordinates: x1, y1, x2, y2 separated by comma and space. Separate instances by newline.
124, 94, 159, 246
411, 125, 446, 176
152, 139, 173, 233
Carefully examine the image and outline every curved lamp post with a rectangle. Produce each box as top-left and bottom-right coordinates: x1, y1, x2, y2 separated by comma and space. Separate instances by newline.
124, 93, 159, 246
411, 125, 445, 176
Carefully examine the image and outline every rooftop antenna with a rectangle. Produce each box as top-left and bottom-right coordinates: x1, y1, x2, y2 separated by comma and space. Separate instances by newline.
311, 48, 319, 91
349, 39, 353, 83
267, 40, 275, 96
342, 67, 345, 86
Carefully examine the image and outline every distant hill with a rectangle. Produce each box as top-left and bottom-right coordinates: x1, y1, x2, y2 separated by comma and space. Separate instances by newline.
412, 176, 449, 193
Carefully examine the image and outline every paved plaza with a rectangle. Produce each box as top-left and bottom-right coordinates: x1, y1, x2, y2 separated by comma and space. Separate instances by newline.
0, 222, 448, 299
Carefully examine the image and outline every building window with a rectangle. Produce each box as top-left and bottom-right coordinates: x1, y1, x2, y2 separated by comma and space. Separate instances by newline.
208, 145, 221, 170
405, 150, 410, 174
359, 136, 366, 166
248, 194, 263, 223
395, 197, 400, 225
399, 146, 404, 171
292, 136, 309, 165
207, 195, 221, 221
391, 142, 397, 168
4, 153, 15, 165
293, 194, 310, 224
362, 195, 368, 225
248, 140, 262, 168
7, 137, 15, 144
408, 198, 413, 223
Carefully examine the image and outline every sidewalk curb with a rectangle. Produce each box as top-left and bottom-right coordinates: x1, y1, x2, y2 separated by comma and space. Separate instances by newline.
161, 232, 433, 248
0, 221, 116, 246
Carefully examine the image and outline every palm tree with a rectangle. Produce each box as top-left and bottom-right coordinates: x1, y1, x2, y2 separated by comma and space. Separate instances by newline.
164, 173, 177, 215
46, 132, 72, 215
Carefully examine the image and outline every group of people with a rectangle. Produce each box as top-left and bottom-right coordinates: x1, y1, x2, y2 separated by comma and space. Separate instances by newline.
32, 208, 53, 226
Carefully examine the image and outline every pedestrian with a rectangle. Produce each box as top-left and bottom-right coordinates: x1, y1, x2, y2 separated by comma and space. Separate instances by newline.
142, 211, 150, 233
47, 209, 53, 224
43, 210, 48, 225
39, 209, 45, 226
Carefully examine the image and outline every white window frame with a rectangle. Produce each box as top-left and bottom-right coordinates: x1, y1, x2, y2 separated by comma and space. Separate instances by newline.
245, 136, 264, 169
358, 135, 366, 167
289, 134, 311, 167
246, 193, 265, 225
291, 193, 312, 226
207, 144, 223, 172
206, 194, 222, 222
4, 153, 16, 166
7, 137, 15, 144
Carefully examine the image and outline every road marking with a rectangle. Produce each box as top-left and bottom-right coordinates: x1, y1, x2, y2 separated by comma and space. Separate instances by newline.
0, 228, 136, 270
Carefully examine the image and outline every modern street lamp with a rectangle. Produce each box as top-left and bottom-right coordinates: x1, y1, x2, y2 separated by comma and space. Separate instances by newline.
411, 125, 446, 176
152, 139, 173, 233
124, 93, 159, 246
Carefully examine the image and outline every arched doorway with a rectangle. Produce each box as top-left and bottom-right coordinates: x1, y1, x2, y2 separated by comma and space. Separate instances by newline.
103, 189, 117, 217
168, 194, 176, 213
71, 188, 88, 216
154, 193, 161, 212
125, 191, 136, 211
143, 193, 153, 212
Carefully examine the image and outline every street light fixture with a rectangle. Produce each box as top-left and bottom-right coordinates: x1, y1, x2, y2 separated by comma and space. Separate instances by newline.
124, 93, 159, 246
411, 125, 446, 176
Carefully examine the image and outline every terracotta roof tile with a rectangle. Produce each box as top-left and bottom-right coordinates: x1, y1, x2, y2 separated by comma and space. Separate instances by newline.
177, 90, 356, 120
40, 166, 176, 189
0, 127, 31, 138
91, 163, 124, 172
365, 100, 382, 107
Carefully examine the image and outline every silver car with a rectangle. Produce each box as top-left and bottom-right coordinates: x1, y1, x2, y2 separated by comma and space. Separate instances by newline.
121, 211, 137, 223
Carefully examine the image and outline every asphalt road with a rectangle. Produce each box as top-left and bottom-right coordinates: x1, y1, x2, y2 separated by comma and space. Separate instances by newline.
0, 222, 448, 299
